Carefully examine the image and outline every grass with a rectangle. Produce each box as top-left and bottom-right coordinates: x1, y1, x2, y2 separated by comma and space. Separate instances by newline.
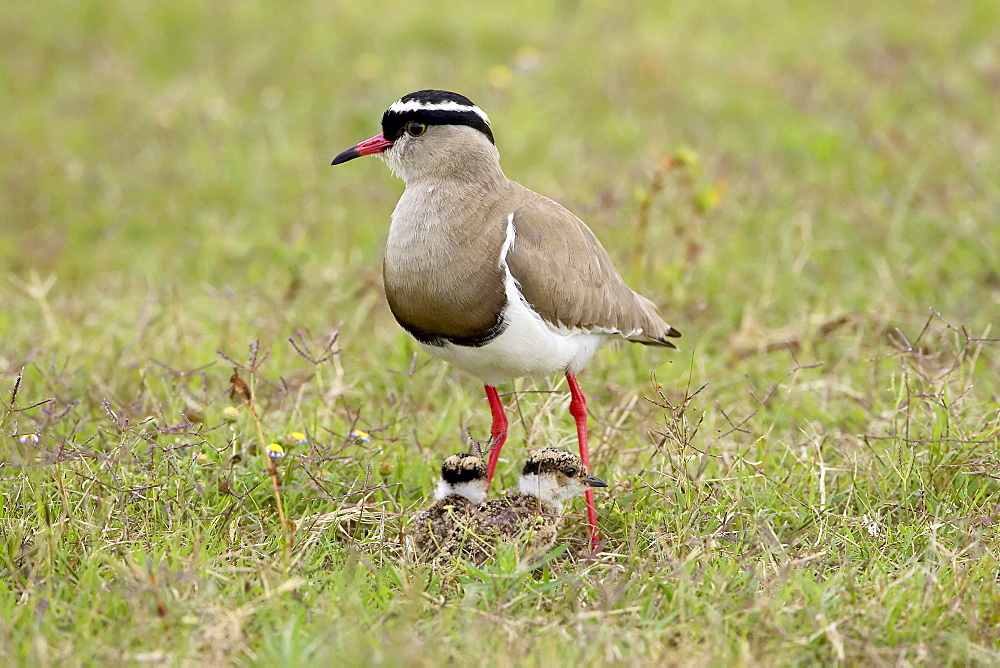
2, 0, 999, 664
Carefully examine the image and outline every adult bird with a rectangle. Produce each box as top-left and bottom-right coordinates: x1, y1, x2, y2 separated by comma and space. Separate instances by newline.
332, 90, 680, 551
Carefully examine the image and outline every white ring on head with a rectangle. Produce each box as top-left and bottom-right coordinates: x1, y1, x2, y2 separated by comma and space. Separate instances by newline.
387, 99, 491, 125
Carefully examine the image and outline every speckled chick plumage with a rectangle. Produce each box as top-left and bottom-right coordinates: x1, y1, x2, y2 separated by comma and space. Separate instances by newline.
407, 454, 488, 561
443, 448, 607, 564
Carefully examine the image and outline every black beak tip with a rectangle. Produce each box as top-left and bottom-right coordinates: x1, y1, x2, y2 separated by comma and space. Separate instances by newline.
584, 474, 608, 488
331, 149, 359, 166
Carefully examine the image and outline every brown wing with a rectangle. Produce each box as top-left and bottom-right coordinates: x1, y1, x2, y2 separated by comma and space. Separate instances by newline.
505, 187, 681, 346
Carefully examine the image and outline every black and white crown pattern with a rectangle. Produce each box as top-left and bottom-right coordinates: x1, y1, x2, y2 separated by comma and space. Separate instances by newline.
521, 448, 582, 476
440, 453, 488, 484
381, 90, 495, 144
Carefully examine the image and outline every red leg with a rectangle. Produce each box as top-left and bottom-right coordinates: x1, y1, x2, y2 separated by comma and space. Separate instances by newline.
484, 385, 508, 487
567, 373, 602, 554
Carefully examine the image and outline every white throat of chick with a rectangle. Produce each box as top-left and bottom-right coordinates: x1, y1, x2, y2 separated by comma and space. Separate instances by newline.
518, 472, 585, 514
435, 479, 487, 505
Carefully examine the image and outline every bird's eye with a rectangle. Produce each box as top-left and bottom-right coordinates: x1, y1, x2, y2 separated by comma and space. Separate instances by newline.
406, 122, 427, 137
565, 468, 578, 477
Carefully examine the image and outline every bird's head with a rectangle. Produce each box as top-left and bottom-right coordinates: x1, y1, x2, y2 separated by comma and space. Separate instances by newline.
332, 90, 500, 184
518, 448, 608, 507
434, 453, 489, 505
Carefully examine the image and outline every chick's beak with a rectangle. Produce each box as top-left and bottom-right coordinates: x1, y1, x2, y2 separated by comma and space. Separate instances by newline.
331, 133, 394, 165
582, 473, 608, 488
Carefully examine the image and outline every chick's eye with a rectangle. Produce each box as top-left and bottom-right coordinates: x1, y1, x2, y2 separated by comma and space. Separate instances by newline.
406, 122, 427, 137
565, 468, 578, 478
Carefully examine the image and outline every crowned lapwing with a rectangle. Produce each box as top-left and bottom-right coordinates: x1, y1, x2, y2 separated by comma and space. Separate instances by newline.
333, 90, 680, 552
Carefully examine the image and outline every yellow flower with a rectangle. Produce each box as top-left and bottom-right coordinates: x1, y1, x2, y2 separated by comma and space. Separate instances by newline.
488, 65, 512, 89
196, 453, 210, 465
265, 443, 286, 459
349, 430, 371, 443
18, 433, 40, 445
285, 432, 308, 445
222, 406, 239, 422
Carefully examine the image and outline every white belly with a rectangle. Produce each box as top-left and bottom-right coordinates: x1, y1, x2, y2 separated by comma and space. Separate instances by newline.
417, 268, 612, 386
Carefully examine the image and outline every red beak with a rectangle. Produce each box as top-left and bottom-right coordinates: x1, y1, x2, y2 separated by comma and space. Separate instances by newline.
331, 133, 394, 165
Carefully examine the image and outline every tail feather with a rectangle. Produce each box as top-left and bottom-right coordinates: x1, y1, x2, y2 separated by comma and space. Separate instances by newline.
624, 292, 681, 348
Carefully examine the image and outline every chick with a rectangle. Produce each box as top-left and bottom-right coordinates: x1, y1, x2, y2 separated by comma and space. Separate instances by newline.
407, 453, 488, 560
446, 448, 608, 564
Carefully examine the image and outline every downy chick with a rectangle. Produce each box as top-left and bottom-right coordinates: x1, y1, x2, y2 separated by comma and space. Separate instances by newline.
446, 448, 607, 564
407, 453, 488, 560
